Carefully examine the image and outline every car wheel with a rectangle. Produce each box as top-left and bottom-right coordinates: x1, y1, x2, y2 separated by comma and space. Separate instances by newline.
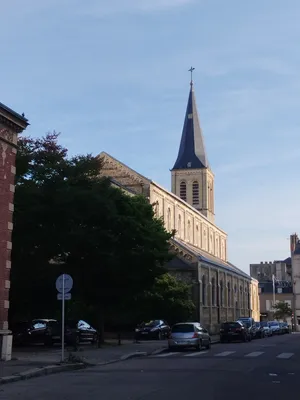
206, 339, 211, 350
157, 331, 162, 340
196, 340, 202, 351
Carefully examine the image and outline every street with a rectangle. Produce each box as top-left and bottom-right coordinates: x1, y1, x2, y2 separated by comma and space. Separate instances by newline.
0, 333, 299, 399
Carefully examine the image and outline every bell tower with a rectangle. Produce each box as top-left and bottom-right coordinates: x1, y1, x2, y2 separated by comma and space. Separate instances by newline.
171, 68, 215, 223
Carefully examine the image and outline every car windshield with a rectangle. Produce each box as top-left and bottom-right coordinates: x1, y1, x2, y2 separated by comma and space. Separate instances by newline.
269, 322, 279, 326
238, 320, 250, 327
260, 321, 268, 327
172, 324, 195, 333
255, 322, 260, 327
142, 320, 160, 327
222, 323, 240, 328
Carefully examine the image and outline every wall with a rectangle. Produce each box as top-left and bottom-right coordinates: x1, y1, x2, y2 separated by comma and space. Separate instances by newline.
250, 279, 260, 321
150, 181, 227, 262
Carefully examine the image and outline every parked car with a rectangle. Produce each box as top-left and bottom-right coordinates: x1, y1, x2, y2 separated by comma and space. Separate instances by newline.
259, 321, 272, 336
12, 319, 61, 346
237, 317, 256, 339
168, 322, 211, 351
253, 322, 265, 339
220, 321, 250, 343
64, 320, 98, 345
279, 322, 290, 334
268, 321, 281, 335
135, 320, 170, 340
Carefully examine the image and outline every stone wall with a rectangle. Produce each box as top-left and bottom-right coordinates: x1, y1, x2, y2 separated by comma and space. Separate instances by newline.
150, 181, 227, 262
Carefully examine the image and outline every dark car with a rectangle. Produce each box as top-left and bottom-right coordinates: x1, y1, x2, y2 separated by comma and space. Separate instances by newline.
220, 321, 250, 343
135, 320, 170, 340
237, 318, 256, 339
65, 320, 98, 345
12, 319, 61, 346
253, 322, 265, 339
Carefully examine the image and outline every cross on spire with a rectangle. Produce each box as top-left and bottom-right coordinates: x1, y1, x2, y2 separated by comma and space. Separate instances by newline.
188, 66, 195, 85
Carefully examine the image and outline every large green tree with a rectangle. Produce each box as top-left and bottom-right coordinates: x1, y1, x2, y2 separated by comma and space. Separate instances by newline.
273, 301, 292, 321
10, 133, 173, 327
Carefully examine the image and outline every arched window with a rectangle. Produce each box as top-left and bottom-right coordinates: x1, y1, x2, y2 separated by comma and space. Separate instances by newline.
180, 181, 186, 201
220, 280, 224, 306
240, 286, 243, 308
192, 181, 199, 205
211, 278, 216, 306
167, 208, 171, 231
227, 282, 231, 307
187, 220, 191, 242
202, 275, 206, 305
203, 229, 207, 251
178, 215, 182, 238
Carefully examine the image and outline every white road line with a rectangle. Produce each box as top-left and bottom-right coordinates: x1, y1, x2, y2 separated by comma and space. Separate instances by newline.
184, 351, 208, 357
245, 352, 264, 358
154, 352, 177, 357
215, 351, 236, 357
276, 353, 294, 359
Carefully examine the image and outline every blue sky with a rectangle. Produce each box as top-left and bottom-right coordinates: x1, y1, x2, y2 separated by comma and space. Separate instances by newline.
2, 0, 300, 273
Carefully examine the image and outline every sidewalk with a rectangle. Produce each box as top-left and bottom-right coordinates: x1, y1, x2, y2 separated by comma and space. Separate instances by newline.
0, 334, 220, 383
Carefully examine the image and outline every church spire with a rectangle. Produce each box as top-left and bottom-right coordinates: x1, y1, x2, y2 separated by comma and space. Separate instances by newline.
172, 68, 208, 170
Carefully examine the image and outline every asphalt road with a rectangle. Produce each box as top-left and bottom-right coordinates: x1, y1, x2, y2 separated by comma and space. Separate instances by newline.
1, 333, 299, 399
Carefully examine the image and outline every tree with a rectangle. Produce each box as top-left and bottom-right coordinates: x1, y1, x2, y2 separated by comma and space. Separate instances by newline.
130, 273, 195, 325
10, 132, 173, 328
273, 301, 292, 321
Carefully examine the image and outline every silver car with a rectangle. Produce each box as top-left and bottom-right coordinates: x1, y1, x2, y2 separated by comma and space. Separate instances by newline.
168, 322, 211, 351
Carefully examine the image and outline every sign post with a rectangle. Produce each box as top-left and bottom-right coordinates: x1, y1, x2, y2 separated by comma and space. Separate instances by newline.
56, 274, 73, 363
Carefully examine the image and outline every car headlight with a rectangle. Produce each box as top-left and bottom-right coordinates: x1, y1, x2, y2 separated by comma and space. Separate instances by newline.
135, 329, 139, 332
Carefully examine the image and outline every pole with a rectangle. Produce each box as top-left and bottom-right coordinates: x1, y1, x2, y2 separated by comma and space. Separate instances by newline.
61, 274, 65, 363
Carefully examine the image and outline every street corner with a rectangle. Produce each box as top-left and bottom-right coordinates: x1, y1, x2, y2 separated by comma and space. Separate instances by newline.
0, 362, 87, 386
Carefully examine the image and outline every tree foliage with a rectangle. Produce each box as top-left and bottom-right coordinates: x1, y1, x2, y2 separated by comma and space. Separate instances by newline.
137, 273, 195, 325
10, 132, 173, 326
273, 301, 292, 321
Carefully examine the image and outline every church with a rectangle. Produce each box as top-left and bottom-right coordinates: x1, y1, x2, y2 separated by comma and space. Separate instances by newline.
98, 75, 260, 333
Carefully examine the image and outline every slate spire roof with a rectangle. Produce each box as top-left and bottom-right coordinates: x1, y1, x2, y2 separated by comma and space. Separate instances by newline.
172, 79, 209, 170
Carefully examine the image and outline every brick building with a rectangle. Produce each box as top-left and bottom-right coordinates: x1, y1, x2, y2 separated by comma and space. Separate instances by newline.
0, 103, 28, 360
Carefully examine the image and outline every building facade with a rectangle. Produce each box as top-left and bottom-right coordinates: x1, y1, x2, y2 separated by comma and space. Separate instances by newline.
250, 259, 292, 282
99, 77, 258, 333
0, 103, 28, 360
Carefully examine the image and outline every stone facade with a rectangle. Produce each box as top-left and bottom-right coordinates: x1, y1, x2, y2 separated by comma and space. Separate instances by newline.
151, 181, 226, 261
171, 167, 215, 224
98, 152, 257, 333
0, 103, 28, 359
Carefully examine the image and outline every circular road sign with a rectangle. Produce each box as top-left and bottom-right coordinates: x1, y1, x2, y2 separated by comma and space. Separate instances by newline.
56, 274, 73, 294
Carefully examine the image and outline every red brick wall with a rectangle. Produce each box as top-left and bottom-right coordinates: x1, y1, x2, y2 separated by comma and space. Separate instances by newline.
0, 129, 17, 330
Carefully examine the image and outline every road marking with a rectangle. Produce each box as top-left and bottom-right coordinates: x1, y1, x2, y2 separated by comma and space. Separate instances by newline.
154, 352, 177, 357
245, 351, 264, 358
269, 373, 278, 376
214, 351, 236, 357
276, 353, 294, 359
184, 351, 208, 357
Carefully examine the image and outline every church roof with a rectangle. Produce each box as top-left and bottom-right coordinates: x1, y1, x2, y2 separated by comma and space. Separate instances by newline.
172, 237, 250, 280
172, 82, 208, 170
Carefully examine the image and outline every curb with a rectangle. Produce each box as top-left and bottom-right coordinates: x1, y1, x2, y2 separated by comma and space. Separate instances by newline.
0, 363, 87, 385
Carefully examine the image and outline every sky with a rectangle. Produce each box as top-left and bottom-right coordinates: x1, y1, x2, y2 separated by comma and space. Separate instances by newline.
2, 0, 300, 273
